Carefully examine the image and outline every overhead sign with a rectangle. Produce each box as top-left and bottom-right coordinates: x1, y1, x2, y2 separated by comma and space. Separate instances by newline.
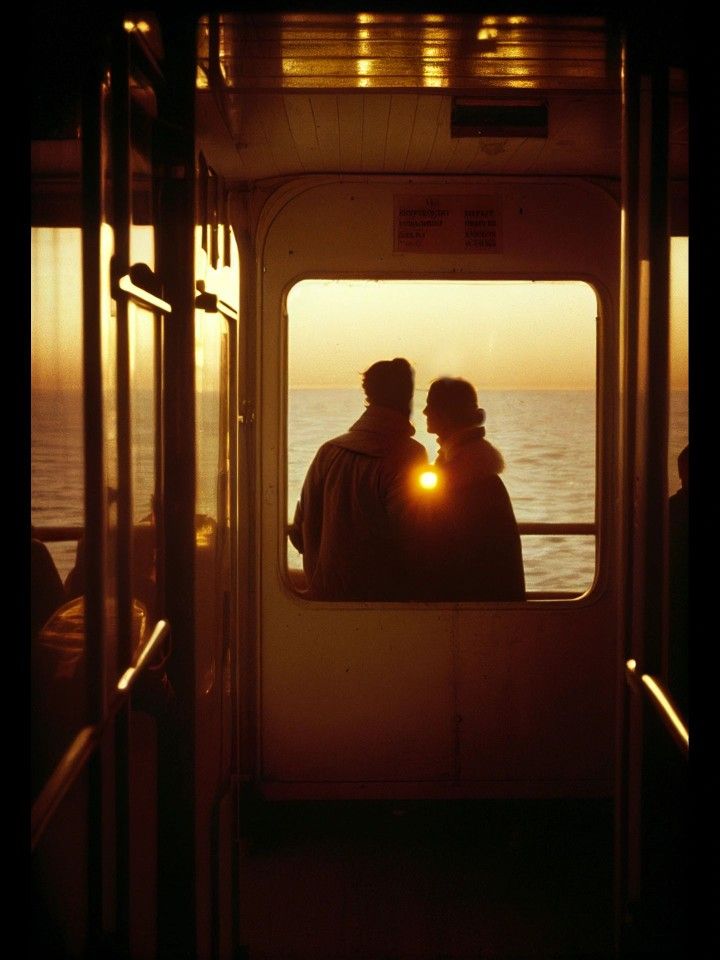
394, 195, 502, 254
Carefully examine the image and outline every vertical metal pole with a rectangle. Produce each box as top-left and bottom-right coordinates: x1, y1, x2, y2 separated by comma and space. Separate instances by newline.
616, 11, 673, 955
81, 53, 108, 958
111, 26, 133, 957
643, 64, 671, 679
155, 12, 199, 960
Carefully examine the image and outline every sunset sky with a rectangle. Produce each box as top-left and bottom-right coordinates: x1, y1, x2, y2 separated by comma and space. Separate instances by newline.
288, 237, 689, 392
289, 278, 598, 391
31, 230, 688, 393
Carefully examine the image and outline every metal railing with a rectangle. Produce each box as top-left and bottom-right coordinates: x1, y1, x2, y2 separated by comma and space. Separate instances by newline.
285, 521, 596, 599
517, 522, 595, 536
38, 521, 596, 548
31, 619, 171, 851
32, 525, 84, 543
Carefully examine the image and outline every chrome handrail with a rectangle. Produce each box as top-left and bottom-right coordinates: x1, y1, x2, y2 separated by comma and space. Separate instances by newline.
625, 659, 689, 756
117, 619, 171, 692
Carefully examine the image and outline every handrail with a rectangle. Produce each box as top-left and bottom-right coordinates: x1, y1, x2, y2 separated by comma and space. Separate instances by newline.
117, 273, 172, 313
32, 525, 84, 543
517, 522, 595, 536
625, 659, 689, 756
117, 619, 171, 692
38, 521, 596, 548
31, 619, 171, 852
285, 521, 596, 538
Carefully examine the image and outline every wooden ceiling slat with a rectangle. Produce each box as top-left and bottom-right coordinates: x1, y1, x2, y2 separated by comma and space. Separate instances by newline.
422, 97, 463, 172
337, 95, 365, 172
255, 93, 303, 176
283, 95, 319, 168
232, 99, 283, 179
307, 95, 342, 172
403, 96, 444, 173
383, 94, 419, 173
360, 94, 392, 172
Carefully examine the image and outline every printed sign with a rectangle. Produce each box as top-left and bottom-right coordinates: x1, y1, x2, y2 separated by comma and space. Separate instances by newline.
394, 195, 502, 253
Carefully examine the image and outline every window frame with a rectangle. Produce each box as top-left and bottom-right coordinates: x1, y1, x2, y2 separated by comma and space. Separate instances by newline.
281, 271, 610, 605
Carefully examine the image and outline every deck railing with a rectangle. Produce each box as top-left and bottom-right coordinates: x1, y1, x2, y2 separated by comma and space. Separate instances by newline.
35, 520, 597, 602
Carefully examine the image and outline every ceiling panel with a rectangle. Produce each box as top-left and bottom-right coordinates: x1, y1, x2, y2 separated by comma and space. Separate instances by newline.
360, 94, 392, 172
200, 12, 613, 92
194, 12, 684, 186
383, 94, 419, 173
337, 95, 365, 171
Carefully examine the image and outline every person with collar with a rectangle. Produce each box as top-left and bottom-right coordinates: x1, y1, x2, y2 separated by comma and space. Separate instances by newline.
417, 377, 525, 602
289, 358, 428, 600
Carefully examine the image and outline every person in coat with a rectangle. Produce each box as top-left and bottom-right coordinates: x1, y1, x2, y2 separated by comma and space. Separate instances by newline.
288, 357, 428, 600
414, 377, 525, 601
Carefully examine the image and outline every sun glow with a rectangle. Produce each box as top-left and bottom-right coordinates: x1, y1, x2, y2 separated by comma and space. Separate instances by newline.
419, 470, 438, 490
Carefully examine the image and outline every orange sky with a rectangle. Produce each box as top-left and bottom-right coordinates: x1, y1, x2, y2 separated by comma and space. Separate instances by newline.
31, 230, 688, 393
288, 238, 688, 391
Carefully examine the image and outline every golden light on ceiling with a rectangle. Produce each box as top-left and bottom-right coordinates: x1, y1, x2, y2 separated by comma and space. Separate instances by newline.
123, 19, 150, 34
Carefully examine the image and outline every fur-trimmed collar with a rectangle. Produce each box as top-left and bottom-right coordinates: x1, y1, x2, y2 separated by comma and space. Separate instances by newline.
436, 426, 505, 475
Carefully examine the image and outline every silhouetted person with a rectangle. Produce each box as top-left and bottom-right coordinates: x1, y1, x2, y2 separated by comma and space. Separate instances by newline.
414, 377, 525, 601
31, 538, 65, 640
668, 443, 688, 716
31, 539, 75, 797
288, 357, 428, 600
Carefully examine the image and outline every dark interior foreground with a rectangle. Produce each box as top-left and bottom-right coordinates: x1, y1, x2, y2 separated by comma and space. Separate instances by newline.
238, 798, 615, 960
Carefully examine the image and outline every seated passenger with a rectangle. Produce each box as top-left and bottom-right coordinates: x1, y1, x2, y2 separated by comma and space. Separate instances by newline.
288, 357, 428, 600
31, 538, 66, 640
65, 497, 157, 623
413, 377, 525, 601
32, 539, 82, 796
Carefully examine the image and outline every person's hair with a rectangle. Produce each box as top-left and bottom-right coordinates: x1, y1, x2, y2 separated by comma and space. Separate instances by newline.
362, 358, 415, 415
426, 377, 486, 429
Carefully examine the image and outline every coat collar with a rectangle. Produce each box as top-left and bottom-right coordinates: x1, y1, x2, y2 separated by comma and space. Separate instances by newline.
436, 425, 504, 475
349, 404, 416, 437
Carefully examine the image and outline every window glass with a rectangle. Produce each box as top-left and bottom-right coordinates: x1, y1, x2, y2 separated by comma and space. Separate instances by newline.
666, 236, 688, 714
194, 220, 238, 697
31, 226, 85, 797
668, 237, 688, 490
129, 300, 160, 626
287, 279, 598, 597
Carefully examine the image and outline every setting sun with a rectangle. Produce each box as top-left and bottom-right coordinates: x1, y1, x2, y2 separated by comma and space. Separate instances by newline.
419, 469, 439, 490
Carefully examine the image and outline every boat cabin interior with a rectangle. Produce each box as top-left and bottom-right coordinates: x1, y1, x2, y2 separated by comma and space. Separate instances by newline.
31, 5, 697, 959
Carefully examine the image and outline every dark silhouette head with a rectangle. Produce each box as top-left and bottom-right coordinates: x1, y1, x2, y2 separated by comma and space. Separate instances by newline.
362, 358, 415, 417
677, 444, 689, 491
424, 377, 485, 439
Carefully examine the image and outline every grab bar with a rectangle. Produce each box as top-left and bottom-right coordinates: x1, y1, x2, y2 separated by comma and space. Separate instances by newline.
625, 659, 689, 756
117, 619, 171, 692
